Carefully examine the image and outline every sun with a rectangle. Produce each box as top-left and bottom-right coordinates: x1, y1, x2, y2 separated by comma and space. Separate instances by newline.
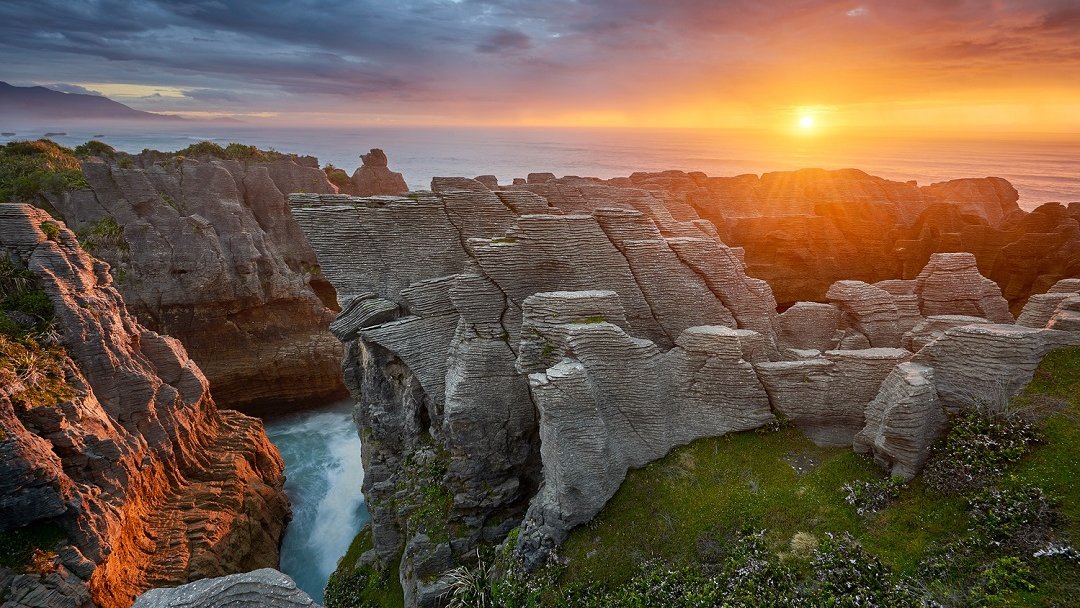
799, 115, 815, 129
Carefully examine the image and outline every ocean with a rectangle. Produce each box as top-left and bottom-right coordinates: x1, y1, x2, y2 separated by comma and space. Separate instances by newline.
4, 126, 1078, 211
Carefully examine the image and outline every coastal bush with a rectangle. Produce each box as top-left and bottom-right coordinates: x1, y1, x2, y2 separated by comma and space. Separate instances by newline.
0, 255, 55, 338
842, 475, 905, 515
923, 407, 1041, 495
174, 141, 284, 161
73, 140, 116, 158
325, 163, 353, 190
0, 139, 89, 203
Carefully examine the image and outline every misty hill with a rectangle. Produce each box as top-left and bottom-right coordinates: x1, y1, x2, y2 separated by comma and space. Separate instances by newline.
0, 81, 183, 122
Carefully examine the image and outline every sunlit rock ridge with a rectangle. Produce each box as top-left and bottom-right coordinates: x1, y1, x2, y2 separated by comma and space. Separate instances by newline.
290, 169, 1080, 607
0, 205, 289, 607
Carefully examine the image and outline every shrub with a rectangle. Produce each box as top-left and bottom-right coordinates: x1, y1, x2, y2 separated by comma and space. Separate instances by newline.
842, 476, 906, 515
975, 556, 1035, 602
0, 523, 66, 573
39, 221, 60, 241
923, 409, 1041, 495
73, 140, 116, 158
175, 141, 284, 162
0, 140, 88, 203
325, 565, 388, 608
324, 163, 353, 190
0, 335, 75, 411
967, 484, 1061, 554
77, 217, 129, 253
0, 255, 55, 338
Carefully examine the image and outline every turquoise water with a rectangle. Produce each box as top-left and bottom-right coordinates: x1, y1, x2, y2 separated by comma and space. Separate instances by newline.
3, 126, 1077, 210
264, 400, 368, 602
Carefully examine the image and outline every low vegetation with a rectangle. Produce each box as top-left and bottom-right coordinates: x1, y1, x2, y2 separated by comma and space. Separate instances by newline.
76, 216, 129, 254
325, 163, 353, 190
173, 141, 284, 162
325, 527, 404, 608
0, 140, 88, 204
431, 346, 1080, 607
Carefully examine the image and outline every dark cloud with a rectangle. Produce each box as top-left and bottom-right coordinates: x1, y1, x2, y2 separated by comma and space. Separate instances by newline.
476, 28, 533, 54
0, 0, 1076, 122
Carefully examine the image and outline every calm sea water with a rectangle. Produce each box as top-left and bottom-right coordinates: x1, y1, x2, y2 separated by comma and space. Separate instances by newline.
264, 400, 368, 602
4, 126, 1078, 210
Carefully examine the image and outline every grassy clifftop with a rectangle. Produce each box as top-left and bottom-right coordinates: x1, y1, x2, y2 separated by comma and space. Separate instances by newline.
335, 347, 1079, 606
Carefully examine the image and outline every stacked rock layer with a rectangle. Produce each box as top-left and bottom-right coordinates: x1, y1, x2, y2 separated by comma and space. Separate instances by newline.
290, 172, 1079, 608
0, 205, 289, 608
42, 151, 350, 413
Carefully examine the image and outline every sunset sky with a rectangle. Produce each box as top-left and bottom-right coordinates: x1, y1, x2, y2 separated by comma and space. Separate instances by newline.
2, 0, 1079, 132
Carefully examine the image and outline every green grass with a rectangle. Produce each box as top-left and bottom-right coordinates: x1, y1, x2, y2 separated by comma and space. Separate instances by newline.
326, 526, 405, 608
556, 346, 1080, 604
0, 140, 89, 203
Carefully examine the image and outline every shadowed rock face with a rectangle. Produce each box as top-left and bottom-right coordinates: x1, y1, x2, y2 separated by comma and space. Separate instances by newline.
289, 170, 1079, 607
0, 205, 289, 608
43, 152, 347, 414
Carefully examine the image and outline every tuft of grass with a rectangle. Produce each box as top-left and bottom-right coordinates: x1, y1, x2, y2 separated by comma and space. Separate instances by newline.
0, 140, 88, 203
76, 217, 129, 253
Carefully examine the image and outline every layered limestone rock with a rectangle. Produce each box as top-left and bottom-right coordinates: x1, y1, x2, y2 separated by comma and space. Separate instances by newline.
914, 253, 1014, 323
132, 569, 318, 608
755, 348, 912, 446
290, 183, 782, 606
0, 205, 289, 608
42, 150, 346, 413
912, 324, 1080, 410
351, 148, 409, 196
291, 170, 1078, 607
853, 363, 946, 480
621, 168, 1077, 310
519, 316, 774, 565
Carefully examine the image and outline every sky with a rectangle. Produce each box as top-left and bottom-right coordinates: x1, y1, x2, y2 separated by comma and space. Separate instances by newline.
2, 0, 1079, 132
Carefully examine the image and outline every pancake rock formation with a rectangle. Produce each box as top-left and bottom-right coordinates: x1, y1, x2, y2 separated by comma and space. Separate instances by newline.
0, 204, 289, 608
132, 569, 318, 608
350, 148, 409, 196
41, 148, 351, 413
291, 170, 1079, 607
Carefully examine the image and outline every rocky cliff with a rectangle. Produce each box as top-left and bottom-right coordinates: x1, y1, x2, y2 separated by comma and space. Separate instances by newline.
613, 168, 1079, 310
0, 204, 289, 608
289, 172, 1079, 607
37, 145, 350, 413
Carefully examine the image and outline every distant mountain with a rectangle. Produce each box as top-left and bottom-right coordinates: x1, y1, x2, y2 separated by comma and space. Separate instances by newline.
0, 81, 184, 122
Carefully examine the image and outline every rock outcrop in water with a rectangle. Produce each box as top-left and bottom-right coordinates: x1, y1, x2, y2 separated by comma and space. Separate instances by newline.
289, 170, 1079, 607
0, 204, 289, 608
40, 148, 351, 413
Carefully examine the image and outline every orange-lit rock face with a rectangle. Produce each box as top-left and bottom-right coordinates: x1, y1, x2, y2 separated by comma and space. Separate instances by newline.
0, 205, 288, 608
622, 168, 1077, 310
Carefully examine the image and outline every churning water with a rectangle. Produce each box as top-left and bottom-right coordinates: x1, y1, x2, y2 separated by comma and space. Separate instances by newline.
264, 400, 369, 602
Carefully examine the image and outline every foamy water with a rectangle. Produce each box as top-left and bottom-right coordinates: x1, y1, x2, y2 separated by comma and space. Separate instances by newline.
4, 126, 1077, 210
264, 400, 368, 602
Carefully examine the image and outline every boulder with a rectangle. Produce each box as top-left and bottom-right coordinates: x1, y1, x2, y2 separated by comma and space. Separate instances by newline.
132, 569, 318, 608
853, 363, 947, 480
